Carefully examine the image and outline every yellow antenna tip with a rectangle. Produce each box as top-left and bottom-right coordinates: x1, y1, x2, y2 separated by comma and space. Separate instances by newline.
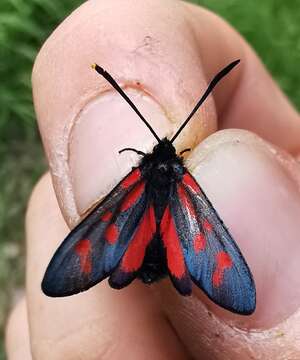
91, 63, 97, 70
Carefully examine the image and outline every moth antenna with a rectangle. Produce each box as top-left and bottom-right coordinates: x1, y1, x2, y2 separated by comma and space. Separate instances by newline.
92, 64, 161, 143
170, 60, 240, 143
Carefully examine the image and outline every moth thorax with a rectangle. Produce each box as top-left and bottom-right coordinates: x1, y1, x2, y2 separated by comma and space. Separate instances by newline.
157, 163, 169, 172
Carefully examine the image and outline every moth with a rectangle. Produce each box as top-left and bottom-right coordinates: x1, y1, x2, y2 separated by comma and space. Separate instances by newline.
42, 60, 256, 315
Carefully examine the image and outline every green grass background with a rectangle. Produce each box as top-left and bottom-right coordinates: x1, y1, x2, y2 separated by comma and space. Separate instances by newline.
0, 0, 299, 357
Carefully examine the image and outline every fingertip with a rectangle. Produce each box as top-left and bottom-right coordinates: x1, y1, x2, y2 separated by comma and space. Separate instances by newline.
156, 130, 300, 359
187, 129, 300, 329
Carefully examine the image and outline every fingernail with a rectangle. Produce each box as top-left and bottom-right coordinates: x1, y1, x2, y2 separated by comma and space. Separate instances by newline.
188, 130, 300, 329
69, 89, 171, 213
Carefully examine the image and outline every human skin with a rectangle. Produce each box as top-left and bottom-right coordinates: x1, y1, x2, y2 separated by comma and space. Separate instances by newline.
5, 0, 300, 359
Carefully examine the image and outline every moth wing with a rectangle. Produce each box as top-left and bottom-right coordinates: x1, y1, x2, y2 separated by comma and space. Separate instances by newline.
42, 168, 155, 297
160, 183, 193, 296
169, 172, 256, 315
108, 203, 156, 289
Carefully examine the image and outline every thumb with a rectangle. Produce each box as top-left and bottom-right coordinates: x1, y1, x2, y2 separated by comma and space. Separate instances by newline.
33, 0, 228, 226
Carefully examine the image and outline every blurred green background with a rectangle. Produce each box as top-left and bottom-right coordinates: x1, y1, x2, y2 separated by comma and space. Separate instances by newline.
0, 0, 299, 357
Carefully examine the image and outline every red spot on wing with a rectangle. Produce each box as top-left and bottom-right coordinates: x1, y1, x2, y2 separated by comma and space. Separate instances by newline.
101, 211, 113, 222
161, 206, 186, 279
105, 223, 119, 244
121, 168, 141, 189
177, 185, 196, 218
182, 173, 201, 193
75, 239, 92, 274
212, 251, 233, 287
203, 219, 213, 232
121, 206, 156, 272
194, 233, 206, 253
120, 182, 145, 212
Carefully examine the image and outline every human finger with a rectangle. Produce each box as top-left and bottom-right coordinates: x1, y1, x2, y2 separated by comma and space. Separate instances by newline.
33, 0, 241, 225
5, 298, 32, 360
159, 129, 300, 359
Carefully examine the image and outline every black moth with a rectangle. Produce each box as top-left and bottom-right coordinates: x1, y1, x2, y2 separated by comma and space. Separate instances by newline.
42, 60, 256, 315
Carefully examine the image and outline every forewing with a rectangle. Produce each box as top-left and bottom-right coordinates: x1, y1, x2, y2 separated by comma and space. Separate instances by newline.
42, 168, 151, 297
170, 172, 256, 315
109, 204, 156, 289
160, 184, 192, 296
